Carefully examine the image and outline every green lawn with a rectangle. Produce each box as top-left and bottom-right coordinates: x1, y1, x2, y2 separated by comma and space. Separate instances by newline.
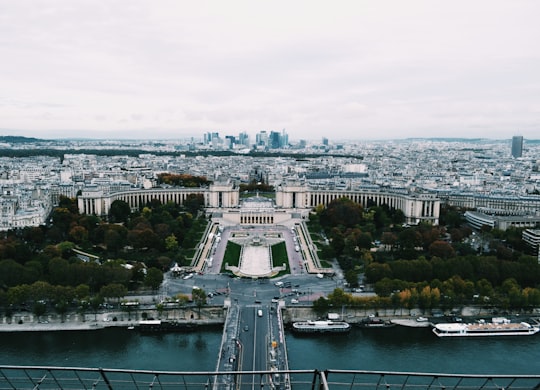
271, 242, 288, 267
221, 241, 241, 271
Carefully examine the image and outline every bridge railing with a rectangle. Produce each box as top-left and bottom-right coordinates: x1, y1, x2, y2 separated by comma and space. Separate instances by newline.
0, 366, 322, 390
2, 366, 540, 390
323, 369, 540, 390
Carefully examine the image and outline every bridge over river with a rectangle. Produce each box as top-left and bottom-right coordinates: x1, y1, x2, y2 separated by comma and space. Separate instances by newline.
215, 302, 289, 390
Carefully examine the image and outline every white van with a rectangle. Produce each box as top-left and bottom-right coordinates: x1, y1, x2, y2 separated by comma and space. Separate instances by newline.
257, 309, 263, 317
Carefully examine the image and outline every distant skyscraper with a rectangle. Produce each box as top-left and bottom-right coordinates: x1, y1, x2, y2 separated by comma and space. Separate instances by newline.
512, 135, 523, 158
238, 132, 249, 146
256, 131, 268, 146
269, 131, 281, 149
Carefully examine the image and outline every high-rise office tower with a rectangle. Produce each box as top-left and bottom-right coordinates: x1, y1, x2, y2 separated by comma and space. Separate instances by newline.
256, 131, 268, 146
238, 132, 250, 146
511, 135, 523, 158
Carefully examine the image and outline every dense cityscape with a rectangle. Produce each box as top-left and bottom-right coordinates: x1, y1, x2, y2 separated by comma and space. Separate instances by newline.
3, 0, 540, 387
2, 132, 540, 386
2, 133, 540, 254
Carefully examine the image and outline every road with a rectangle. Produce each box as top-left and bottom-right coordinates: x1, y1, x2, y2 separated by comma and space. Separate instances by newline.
238, 305, 269, 389
163, 272, 347, 308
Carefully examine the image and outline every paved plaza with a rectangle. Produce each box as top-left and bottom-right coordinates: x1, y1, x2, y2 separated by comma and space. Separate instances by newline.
239, 245, 272, 277
225, 229, 288, 277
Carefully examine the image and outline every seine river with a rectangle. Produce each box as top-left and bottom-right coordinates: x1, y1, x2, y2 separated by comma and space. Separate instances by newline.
1, 326, 539, 375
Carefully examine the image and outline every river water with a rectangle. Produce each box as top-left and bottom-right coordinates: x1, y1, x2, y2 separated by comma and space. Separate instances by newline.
1, 326, 539, 375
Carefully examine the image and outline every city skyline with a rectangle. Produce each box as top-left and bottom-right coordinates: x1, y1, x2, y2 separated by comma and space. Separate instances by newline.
1, 1, 539, 141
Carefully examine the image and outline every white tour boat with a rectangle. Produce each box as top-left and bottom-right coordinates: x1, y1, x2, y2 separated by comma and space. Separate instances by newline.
292, 320, 351, 333
432, 317, 539, 337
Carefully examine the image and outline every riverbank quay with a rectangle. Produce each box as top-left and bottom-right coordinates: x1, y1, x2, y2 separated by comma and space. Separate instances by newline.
2, 304, 537, 333
0, 306, 226, 333
282, 305, 540, 325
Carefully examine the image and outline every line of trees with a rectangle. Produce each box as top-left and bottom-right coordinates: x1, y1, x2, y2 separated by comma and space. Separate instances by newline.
156, 173, 211, 188
0, 280, 131, 323
315, 280, 540, 317
0, 193, 208, 319
310, 198, 540, 312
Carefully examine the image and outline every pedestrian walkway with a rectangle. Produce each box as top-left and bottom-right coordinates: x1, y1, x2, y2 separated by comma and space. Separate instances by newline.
239, 245, 272, 277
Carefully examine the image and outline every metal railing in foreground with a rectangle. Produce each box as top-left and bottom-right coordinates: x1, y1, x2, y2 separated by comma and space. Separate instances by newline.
1, 366, 540, 390
323, 370, 540, 390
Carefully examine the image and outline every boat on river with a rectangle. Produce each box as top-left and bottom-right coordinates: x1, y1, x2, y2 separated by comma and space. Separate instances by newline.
137, 320, 197, 332
358, 316, 395, 328
292, 320, 351, 333
432, 317, 540, 337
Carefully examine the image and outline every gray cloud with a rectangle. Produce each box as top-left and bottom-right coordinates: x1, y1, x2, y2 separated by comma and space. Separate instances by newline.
0, 0, 539, 140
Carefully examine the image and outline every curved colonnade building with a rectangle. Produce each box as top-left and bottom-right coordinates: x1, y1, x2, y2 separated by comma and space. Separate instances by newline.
77, 180, 440, 226
440, 192, 540, 215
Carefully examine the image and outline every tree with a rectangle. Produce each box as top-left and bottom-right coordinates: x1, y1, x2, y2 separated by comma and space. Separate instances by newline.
69, 226, 88, 244
329, 229, 345, 257
476, 278, 494, 298
344, 269, 359, 287
402, 289, 419, 314
145, 267, 164, 291
313, 296, 330, 317
127, 228, 159, 250
33, 301, 47, 322
54, 300, 69, 323
58, 195, 79, 214
398, 290, 412, 314
57, 241, 75, 258
321, 197, 364, 229
429, 240, 455, 259
374, 278, 396, 297
365, 262, 392, 283
192, 287, 207, 316
22, 226, 45, 249
524, 288, 540, 311
327, 288, 352, 307
0, 260, 28, 287
418, 286, 440, 313
440, 205, 465, 228
90, 295, 104, 321
7, 284, 32, 307
100, 283, 128, 305
381, 232, 397, 251
398, 228, 422, 250
108, 200, 131, 223
78, 300, 90, 322
104, 228, 122, 253
184, 194, 205, 214
390, 292, 401, 314
165, 234, 179, 252
29, 281, 54, 302
48, 258, 70, 285
74, 284, 90, 300
156, 256, 172, 271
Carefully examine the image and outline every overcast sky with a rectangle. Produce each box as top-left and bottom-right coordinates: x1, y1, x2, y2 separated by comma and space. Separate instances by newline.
1, 1, 539, 141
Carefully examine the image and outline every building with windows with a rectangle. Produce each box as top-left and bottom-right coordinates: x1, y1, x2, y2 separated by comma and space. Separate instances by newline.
77, 180, 239, 216
464, 210, 540, 231
76, 178, 441, 226
522, 229, 540, 262
440, 192, 540, 215
275, 180, 440, 225
512, 135, 523, 158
